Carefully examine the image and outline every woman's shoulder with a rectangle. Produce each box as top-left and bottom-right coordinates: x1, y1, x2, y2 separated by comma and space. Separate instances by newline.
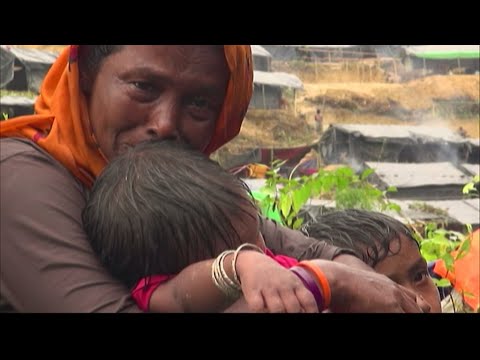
1, 137, 53, 162
1, 137, 86, 192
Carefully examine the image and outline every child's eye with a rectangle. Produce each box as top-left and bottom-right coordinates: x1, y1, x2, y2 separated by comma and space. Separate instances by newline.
414, 271, 429, 284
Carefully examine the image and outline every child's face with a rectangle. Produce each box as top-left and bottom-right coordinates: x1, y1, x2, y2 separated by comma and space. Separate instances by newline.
374, 235, 442, 313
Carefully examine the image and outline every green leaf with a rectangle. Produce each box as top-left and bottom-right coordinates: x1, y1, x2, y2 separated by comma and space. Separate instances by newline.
463, 182, 476, 194
466, 223, 473, 235
385, 203, 402, 213
361, 168, 374, 180
455, 238, 471, 261
433, 278, 452, 287
292, 187, 310, 214
442, 253, 455, 272
292, 218, 304, 230
386, 186, 398, 193
280, 194, 293, 219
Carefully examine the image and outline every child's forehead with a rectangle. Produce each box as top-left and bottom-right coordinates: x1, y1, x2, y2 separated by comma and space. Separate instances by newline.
375, 235, 424, 274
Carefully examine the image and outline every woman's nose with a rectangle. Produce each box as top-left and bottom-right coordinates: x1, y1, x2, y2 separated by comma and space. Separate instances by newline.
145, 101, 180, 141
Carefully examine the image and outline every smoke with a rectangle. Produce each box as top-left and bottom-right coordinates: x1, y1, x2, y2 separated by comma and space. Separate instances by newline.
405, 110, 471, 164
346, 156, 364, 173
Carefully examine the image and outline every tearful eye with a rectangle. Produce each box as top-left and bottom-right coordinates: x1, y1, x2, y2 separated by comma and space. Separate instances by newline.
190, 96, 209, 109
132, 81, 155, 92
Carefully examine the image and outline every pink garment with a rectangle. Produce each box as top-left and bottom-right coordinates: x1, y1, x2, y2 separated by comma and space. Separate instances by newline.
131, 248, 299, 312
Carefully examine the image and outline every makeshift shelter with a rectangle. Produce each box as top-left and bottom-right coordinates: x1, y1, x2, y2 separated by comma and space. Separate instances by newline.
295, 45, 377, 62
465, 138, 480, 164
0, 46, 15, 88
5, 47, 58, 93
402, 45, 480, 75
251, 70, 303, 110
319, 124, 473, 165
0, 95, 36, 118
261, 45, 299, 61
251, 45, 272, 72
364, 161, 473, 200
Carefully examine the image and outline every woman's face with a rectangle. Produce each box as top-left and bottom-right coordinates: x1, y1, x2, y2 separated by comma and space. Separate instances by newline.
85, 45, 229, 160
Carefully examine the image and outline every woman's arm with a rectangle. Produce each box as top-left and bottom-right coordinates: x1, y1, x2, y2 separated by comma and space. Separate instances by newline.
148, 252, 246, 313
260, 217, 429, 313
0, 139, 141, 312
149, 249, 317, 313
302, 259, 429, 313
260, 218, 357, 260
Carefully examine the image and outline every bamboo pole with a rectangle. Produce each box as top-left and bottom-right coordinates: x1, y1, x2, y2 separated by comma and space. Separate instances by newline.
293, 89, 297, 117
262, 85, 266, 109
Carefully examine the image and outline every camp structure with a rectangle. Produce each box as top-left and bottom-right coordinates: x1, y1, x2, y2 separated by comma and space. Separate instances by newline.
401, 45, 480, 75
319, 124, 474, 165
364, 161, 473, 200
0, 46, 15, 88
5, 47, 58, 93
249, 45, 303, 110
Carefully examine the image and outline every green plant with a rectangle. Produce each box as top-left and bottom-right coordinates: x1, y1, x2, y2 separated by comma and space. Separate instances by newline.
462, 175, 479, 197
411, 222, 472, 288
2, 113, 8, 120
256, 162, 399, 230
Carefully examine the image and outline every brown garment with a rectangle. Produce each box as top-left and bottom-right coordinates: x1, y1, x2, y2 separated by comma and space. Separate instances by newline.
1, 138, 351, 313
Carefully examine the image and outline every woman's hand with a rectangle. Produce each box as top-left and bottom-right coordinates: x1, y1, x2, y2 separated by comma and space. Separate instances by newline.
309, 259, 431, 313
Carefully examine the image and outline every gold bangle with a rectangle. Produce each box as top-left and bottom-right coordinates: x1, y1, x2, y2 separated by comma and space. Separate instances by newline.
211, 250, 241, 300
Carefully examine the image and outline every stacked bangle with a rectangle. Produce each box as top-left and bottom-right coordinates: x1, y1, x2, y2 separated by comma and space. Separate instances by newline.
290, 266, 325, 311
297, 261, 331, 309
211, 243, 264, 300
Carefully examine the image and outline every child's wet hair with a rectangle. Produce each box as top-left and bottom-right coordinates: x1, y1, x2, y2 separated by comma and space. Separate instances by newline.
82, 139, 257, 287
303, 209, 417, 267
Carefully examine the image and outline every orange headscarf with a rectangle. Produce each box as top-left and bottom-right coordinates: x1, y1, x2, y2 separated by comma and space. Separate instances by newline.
0, 45, 253, 188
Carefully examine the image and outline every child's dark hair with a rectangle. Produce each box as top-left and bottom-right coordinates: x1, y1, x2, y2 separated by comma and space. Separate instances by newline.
302, 209, 417, 267
82, 140, 257, 287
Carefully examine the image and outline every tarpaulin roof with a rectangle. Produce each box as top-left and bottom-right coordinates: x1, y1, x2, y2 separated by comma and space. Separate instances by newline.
0, 95, 36, 106
9, 47, 58, 64
253, 70, 303, 89
405, 45, 480, 60
462, 163, 480, 176
365, 161, 470, 188
331, 124, 468, 144
251, 45, 272, 58
1, 46, 15, 88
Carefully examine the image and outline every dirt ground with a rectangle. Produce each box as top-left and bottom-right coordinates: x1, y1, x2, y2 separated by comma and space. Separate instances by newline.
219, 73, 478, 160
298, 75, 479, 138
